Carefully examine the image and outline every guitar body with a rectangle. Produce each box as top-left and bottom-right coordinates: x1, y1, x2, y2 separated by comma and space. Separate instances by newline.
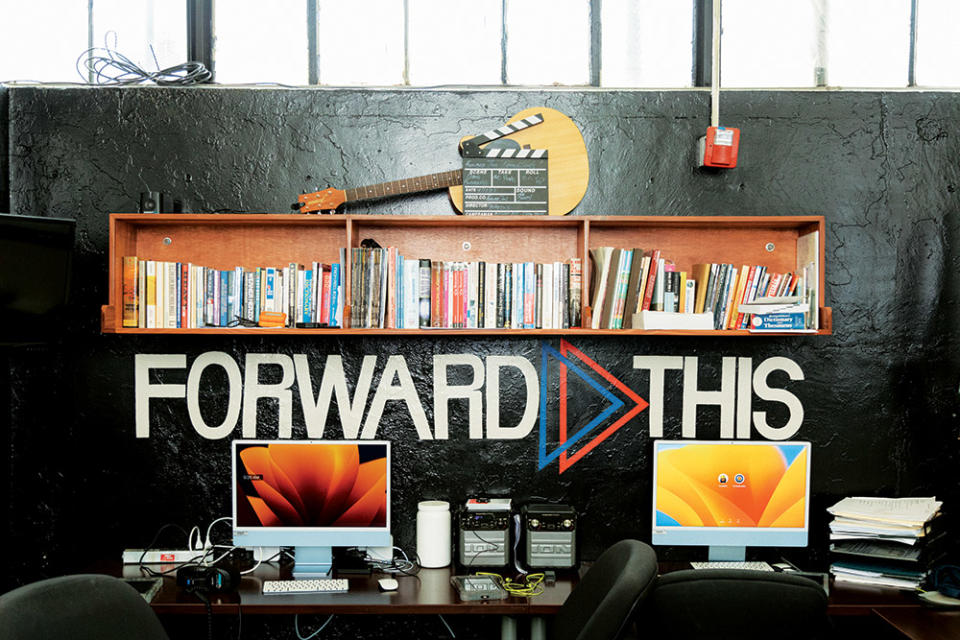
295, 106, 588, 215
448, 107, 589, 216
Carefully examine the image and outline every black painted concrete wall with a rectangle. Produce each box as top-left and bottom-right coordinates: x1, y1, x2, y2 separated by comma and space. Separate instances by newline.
3, 86, 960, 638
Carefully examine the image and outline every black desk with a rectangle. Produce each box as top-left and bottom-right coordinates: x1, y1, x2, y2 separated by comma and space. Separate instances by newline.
123, 563, 575, 640
125, 562, 950, 640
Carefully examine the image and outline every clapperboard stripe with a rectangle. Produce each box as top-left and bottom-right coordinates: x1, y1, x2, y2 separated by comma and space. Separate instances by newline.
474, 114, 544, 145
482, 148, 548, 158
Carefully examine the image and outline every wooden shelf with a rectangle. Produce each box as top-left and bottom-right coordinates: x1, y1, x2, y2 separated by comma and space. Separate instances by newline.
102, 213, 831, 336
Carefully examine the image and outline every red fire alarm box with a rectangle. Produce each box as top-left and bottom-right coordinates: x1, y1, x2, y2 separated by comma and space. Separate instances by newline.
698, 126, 740, 168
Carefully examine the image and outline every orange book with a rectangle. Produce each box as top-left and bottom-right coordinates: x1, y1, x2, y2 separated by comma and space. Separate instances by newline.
731, 265, 755, 329
122, 256, 139, 327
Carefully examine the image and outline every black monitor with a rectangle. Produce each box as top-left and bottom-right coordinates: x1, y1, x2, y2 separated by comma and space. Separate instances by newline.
0, 214, 76, 343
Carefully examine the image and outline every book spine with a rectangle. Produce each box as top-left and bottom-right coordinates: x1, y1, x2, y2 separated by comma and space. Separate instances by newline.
386, 247, 397, 329
303, 269, 313, 324
684, 278, 696, 313
396, 253, 403, 328
405, 259, 419, 329
569, 258, 582, 328
145, 260, 157, 328
476, 261, 485, 329
336, 248, 345, 327
287, 262, 297, 327
321, 266, 332, 326
165, 262, 177, 328
542, 263, 554, 330
295, 268, 304, 324
612, 250, 633, 328
484, 262, 496, 328
523, 262, 534, 328
138, 260, 146, 328
640, 250, 661, 312
503, 263, 512, 329
441, 261, 450, 328
419, 259, 432, 328
431, 261, 441, 328
122, 256, 139, 328
180, 263, 190, 328
512, 262, 522, 329
534, 263, 543, 329
217, 270, 227, 327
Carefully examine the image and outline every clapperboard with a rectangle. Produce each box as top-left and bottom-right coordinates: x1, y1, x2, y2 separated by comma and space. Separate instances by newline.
461, 113, 549, 215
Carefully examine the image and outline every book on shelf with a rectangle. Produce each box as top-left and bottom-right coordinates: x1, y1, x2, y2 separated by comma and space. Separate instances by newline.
123, 257, 343, 329
585, 245, 816, 332
631, 311, 714, 331
347, 251, 582, 331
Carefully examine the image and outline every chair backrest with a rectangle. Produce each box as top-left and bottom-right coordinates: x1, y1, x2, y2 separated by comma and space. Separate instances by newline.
651, 569, 829, 640
0, 574, 171, 640
552, 539, 659, 640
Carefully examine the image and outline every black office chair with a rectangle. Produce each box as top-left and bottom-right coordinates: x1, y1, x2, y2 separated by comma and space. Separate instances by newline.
0, 574, 171, 640
651, 569, 830, 640
551, 539, 659, 640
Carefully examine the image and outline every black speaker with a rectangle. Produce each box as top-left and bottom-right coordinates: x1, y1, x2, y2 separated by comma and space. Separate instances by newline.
139, 191, 161, 214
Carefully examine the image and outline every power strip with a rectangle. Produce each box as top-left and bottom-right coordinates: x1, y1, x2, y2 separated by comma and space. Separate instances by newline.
122, 549, 205, 565
122, 546, 283, 565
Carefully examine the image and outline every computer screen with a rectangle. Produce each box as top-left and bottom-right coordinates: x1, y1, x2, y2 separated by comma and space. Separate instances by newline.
651, 440, 810, 561
232, 440, 390, 576
0, 213, 75, 343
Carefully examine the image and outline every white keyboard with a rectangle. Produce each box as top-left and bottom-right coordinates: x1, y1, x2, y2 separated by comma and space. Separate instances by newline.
689, 561, 774, 571
262, 578, 349, 595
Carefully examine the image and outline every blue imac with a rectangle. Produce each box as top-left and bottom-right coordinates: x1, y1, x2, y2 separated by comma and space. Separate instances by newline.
651, 440, 810, 562
232, 440, 391, 578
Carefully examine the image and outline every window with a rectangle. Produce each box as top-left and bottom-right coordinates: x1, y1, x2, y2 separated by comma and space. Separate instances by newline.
601, 0, 694, 88
3, 1, 960, 89
215, 0, 308, 85
0, 1, 88, 82
915, 0, 960, 86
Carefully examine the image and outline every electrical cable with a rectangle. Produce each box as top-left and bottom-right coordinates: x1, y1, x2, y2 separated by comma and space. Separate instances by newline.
475, 571, 545, 597
190, 588, 215, 640
205, 516, 233, 549
511, 514, 527, 576
438, 614, 456, 638
76, 32, 210, 86
189, 526, 203, 551
294, 614, 335, 640
465, 530, 502, 568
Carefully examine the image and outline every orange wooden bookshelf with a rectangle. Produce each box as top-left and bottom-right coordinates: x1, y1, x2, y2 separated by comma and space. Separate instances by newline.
101, 213, 831, 336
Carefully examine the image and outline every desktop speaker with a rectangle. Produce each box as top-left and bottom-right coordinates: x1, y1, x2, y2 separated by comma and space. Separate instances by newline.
523, 503, 577, 569
458, 510, 510, 568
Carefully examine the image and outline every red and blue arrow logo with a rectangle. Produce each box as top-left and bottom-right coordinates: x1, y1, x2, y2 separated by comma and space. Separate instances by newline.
539, 340, 648, 473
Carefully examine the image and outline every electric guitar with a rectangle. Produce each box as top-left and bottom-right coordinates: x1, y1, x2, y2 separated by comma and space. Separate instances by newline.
294, 107, 589, 216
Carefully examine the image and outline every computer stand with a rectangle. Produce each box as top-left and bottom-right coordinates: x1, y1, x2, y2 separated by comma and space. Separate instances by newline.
293, 546, 333, 578
707, 546, 746, 562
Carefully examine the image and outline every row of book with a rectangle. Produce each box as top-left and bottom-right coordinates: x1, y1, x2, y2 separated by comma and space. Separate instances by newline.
827, 496, 945, 590
121, 256, 344, 329
350, 247, 583, 329
589, 245, 818, 331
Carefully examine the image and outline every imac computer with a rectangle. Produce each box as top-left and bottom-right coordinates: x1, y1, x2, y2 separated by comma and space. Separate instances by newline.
232, 440, 390, 578
652, 439, 810, 562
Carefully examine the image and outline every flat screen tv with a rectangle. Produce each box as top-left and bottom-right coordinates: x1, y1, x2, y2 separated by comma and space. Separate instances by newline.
0, 214, 76, 343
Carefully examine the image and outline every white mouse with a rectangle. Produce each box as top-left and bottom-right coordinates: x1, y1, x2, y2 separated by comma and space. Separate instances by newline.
378, 578, 399, 592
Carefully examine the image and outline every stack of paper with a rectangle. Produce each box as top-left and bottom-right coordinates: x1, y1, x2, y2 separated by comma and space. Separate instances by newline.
826, 497, 943, 590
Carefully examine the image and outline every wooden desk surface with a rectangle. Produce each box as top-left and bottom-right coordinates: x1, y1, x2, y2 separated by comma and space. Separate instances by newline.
127, 564, 577, 616
872, 607, 960, 640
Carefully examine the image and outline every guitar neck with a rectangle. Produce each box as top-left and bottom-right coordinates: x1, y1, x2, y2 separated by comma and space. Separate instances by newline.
345, 169, 463, 203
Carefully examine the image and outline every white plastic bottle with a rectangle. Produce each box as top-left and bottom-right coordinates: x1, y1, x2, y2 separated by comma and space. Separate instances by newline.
416, 500, 451, 568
